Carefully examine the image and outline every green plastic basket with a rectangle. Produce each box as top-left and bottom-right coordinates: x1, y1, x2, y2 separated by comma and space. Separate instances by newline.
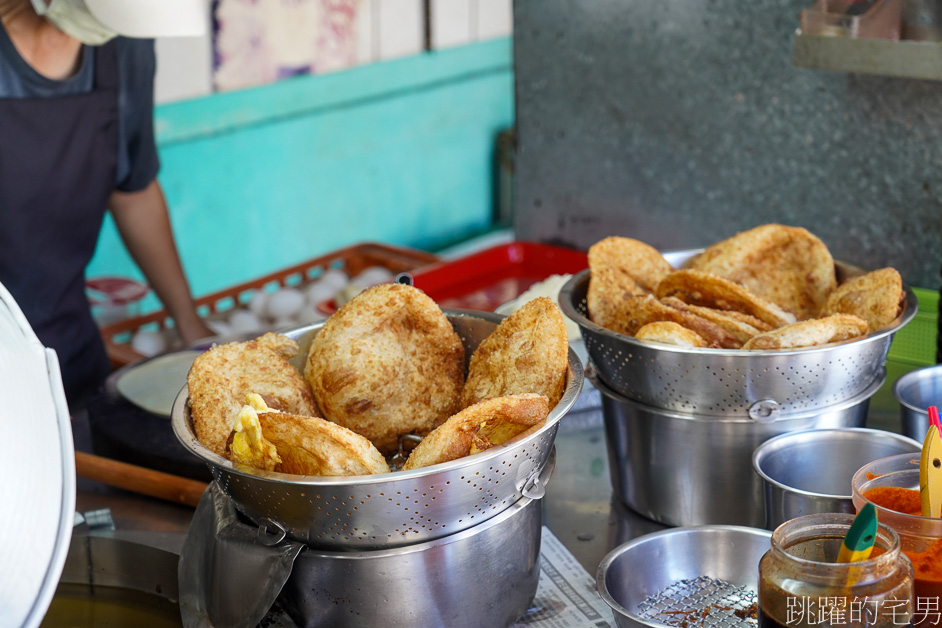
870, 287, 939, 421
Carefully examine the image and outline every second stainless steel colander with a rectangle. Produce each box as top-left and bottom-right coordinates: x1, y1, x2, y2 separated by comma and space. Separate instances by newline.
558, 251, 916, 418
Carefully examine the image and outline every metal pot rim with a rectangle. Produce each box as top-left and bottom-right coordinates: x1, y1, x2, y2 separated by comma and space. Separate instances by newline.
590, 366, 887, 422
595, 525, 772, 627
892, 363, 942, 415
751, 428, 922, 500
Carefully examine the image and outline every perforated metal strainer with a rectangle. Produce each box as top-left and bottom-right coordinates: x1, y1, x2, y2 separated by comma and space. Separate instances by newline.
171, 309, 584, 550
559, 252, 917, 418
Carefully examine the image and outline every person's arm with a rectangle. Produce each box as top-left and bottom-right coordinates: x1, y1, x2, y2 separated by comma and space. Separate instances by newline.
109, 179, 213, 344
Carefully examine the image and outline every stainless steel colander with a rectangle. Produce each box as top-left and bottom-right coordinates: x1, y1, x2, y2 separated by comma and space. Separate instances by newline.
558, 252, 917, 418
170, 309, 584, 550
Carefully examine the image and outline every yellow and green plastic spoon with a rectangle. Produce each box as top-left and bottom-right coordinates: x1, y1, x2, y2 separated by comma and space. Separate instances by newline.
837, 502, 878, 563
920, 405, 942, 519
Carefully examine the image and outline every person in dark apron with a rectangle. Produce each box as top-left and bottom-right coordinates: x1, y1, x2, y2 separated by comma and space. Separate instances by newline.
0, 0, 210, 410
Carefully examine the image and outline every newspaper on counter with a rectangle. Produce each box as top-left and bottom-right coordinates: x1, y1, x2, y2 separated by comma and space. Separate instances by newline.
513, 526, 615, 628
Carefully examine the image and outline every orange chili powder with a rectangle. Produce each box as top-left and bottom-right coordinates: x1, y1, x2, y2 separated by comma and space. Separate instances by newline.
865, 486, 942, 618
864, 486, 922, 516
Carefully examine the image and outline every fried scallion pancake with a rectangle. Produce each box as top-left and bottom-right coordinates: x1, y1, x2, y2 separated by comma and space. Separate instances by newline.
586, 237, 672, 328
587, 265, 647, 331
402, 394, 550, 471
655, 269, 797, 329
188, 332, 318, 457
635, 321, 708, 347
741, 314, 868, 351
605, 294, 742, 349
660, 297, 770, 344
227, 393, 281, 471
257, 411, 390, 476
304, 283, 465, 454
588, 236, 673, 293
819, 268, 904, 332
686, 224, 836, 320
460, 297, 569, 409
225, 393, 389, 476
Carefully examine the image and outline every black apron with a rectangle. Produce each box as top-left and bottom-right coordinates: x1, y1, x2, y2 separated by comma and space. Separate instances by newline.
0, 42, 118, 409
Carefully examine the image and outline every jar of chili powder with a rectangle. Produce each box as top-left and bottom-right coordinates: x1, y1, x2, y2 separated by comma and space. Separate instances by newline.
854, 453, 942, 626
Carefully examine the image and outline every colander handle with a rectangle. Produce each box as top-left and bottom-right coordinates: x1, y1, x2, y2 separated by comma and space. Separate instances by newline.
521, 469, 547, 500
257, 518, 288, 546
749, 399, 781, 423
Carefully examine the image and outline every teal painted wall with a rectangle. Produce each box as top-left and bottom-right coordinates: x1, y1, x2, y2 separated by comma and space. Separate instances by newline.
87, 38, 514, 311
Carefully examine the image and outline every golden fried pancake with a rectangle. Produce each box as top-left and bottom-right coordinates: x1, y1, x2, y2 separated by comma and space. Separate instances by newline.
588, 236, 673, 292
188, 332, 318, 457
227, 394, 282, 471
258, 411, 390, 476
819, 268, 904, 332
605, 294, 742, 349
660, 297, 769, 344
686, 224, 836, 320
635, 322, 708, 347
655, 269, 797, 329
460, 297, 569, 409
402, 394, 550, 471
587, 265, 647, 330
741, 314, 868, 351
304, 283, 465, 454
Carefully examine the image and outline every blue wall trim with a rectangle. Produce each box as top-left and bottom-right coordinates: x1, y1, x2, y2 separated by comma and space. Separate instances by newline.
88, 38, 515, 312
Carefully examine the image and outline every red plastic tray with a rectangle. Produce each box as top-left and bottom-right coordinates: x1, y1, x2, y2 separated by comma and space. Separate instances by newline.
411, 241, 588, 311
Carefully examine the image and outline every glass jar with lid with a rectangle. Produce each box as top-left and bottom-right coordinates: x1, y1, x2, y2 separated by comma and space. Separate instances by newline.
759, 513, 914, 628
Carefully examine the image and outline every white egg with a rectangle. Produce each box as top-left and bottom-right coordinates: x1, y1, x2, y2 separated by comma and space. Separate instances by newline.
206, 319, 232, 337
248, 291, 269, 318
334, 283, 364, 308
318, 268, 349, 292
305, 278, 339, 306
352, 265, 394, 288
131, 329, 167, 357
272, 317, 298, 330
228, 309, 263, 334
266, 288, 305, 320
296, 305, 327, 325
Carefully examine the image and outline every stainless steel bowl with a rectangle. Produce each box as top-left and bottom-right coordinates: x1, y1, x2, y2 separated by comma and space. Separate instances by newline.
597, 525, 772, 628
893, 364, 942, 441
594, 368, 882, 527
171, 309, 584, 550
559, 251, 917, 417
752, 428, 921, 530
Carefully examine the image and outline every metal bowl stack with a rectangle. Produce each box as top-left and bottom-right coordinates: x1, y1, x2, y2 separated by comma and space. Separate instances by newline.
172, 309, 584, 550
558, 251, 917, 528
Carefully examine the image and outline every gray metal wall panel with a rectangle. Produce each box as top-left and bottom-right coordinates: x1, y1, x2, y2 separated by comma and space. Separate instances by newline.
513, 0, 941, 288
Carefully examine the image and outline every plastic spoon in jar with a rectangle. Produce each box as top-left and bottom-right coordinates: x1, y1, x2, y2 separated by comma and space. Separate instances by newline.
837, 503, 878, 563
920, 407, 941, 518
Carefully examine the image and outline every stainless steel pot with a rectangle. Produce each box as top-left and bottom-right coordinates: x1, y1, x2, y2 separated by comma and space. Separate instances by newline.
752, 427, 921, 530
280, 485, 543, 628
593, 367, 883, 527
893, 363, 942, 441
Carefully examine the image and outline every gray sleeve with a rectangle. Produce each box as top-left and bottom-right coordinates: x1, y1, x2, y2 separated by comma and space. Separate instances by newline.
114, 37, 160, 193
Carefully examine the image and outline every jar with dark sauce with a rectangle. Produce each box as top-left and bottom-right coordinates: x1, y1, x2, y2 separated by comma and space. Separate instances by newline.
759, 513, 914, 628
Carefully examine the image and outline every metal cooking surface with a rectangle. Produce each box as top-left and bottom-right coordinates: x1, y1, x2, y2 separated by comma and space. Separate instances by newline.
637, 576, 758, 628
